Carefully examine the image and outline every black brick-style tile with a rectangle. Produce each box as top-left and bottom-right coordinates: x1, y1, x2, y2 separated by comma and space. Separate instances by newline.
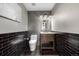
55, 33, 79, 56
0, 31, 31, 56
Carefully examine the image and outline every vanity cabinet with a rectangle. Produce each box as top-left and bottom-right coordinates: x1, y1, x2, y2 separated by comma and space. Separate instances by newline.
55, 33, 66, 55
40, 34, 55, 55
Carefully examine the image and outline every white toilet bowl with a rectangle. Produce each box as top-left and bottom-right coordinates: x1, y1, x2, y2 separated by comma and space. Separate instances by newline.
29, 35, 37, 52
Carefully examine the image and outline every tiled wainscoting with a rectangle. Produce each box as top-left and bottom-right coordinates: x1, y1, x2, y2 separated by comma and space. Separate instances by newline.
0, 31, 31, 56
55, 33, 79, 56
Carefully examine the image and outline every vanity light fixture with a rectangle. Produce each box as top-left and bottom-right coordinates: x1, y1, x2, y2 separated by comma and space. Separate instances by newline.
40, 15, 52, 20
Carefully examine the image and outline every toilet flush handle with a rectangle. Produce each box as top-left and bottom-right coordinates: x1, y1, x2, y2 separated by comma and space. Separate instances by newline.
24, 38, 29, 40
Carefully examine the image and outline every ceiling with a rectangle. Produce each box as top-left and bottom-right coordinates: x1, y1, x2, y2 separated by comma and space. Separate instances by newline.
23, 3, 56, 11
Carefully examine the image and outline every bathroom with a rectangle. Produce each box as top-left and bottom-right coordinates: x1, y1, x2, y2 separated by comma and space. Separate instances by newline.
0, 3, 79, 56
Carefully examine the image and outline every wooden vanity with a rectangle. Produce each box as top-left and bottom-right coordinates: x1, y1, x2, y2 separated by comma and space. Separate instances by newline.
40, 32, 56, 55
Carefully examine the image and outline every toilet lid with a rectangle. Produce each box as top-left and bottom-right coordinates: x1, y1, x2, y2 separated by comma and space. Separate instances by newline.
30, 35, 37, 39
29, 40, 37, 43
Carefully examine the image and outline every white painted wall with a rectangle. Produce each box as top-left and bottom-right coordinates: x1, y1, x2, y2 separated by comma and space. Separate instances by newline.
0, 3, 22, 22
0, 3, 28, 34
0, 17, 24, 33
51, 3, 79, 34
20, 4, 28, 31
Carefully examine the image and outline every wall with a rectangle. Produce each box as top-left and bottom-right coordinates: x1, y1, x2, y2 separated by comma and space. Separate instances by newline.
55, 33, 79, 56
51, 3, 79, 34
0, 31, 30, 56
0, 3, 22, 22
0, 3, 28, 34
18, 3, 28, 31
28, 11, 51, 34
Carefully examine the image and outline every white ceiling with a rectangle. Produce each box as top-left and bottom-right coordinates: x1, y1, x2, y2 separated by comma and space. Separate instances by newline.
23, 3, 55, 11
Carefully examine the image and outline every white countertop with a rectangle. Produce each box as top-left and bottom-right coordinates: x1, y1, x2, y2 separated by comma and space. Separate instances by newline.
40, 30, 79, 34
40, 31, 59, 34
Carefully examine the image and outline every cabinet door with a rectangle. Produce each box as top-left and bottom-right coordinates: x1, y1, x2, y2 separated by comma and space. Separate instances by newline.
0, 3, 22, 22
55, 34, 65, 55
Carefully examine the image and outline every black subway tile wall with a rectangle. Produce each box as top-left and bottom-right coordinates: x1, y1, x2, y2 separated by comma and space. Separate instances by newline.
0, 31, 31, 56
55, 33, 79, 56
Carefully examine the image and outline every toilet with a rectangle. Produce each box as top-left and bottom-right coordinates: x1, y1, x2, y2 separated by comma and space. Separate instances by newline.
29, 35, 38, 52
